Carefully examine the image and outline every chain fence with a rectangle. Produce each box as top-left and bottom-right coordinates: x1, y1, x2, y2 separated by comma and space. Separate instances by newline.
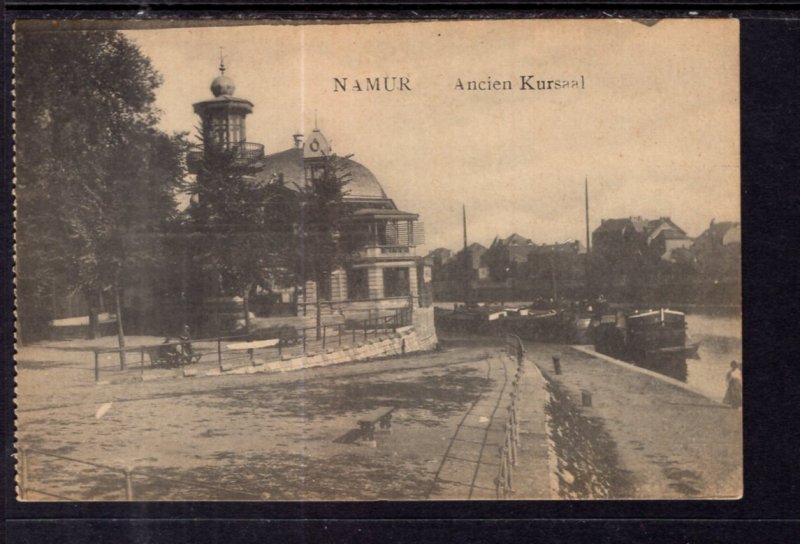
495, 334, 526, 498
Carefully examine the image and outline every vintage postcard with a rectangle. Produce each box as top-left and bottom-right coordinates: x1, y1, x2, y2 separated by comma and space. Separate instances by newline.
14, 18, 741, 501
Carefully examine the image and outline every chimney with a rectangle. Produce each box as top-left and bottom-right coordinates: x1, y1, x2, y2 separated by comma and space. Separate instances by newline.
293, 133, 304, 149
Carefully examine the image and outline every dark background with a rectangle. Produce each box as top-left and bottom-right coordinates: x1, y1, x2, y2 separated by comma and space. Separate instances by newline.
3, 5, 800, 543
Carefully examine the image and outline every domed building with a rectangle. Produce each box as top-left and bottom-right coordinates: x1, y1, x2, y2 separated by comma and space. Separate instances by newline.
190, 64, 428, 325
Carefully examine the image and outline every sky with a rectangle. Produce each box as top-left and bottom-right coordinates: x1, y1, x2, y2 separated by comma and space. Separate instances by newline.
122, 19, 740, 253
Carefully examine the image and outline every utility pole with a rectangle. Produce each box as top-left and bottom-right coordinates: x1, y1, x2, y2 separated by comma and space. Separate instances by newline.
462, 204, 470, 305
462, 203, 467, 251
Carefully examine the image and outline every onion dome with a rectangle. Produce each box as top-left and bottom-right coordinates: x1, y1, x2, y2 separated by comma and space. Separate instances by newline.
211, 75, 236, 97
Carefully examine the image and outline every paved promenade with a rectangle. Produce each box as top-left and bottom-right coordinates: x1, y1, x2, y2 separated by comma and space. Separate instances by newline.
428, 347, 552, 499
16, 333, 741, 500
526, 343, 743, 499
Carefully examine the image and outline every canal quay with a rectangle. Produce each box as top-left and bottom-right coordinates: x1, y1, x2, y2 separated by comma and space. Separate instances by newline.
527, 342, 742, 499
16, 326, 741, 500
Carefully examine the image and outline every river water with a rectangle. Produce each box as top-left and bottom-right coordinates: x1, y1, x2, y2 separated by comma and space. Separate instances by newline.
684, 313, 743, 402
433, 302, 742, 402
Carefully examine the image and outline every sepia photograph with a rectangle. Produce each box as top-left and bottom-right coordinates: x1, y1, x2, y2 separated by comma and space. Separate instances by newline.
14, 18, 741, 501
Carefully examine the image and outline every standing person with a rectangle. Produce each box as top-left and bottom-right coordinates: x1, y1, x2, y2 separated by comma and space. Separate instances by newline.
179, 324, 194, 360
723, 360, 743, 408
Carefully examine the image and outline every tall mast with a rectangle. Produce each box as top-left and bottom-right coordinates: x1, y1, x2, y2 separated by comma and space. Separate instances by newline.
585, 176, 591, 253
584, 176, 592, 299
462, 204, 469, 304
462, 203, 468, 250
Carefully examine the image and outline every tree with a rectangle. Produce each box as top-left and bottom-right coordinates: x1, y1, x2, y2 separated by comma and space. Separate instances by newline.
15, 29, 186, 353
484, 243, 512, 283
294, 154, 355, 336
187, 138, 296, 334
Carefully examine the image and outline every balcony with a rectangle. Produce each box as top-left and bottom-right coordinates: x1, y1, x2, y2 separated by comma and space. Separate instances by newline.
380, 245, 412, 255
353, 245, 416, 262
229, 142, 265, 161
187, 142, 265, 173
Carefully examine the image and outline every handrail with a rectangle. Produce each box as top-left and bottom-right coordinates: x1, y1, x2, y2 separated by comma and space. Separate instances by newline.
17, 446, 265, 501
495, 335, 526, 499
92, 333, 252, 355
91, 306, 413, 381
297, 296, 416, 307
21, 446, 127, 474
135, 470, 264, 499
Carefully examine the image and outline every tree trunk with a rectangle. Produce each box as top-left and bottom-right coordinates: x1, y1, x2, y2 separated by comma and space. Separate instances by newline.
550, 253, 559, 305
242, 284, 252, 334
315, 272, 322, 340
87, 290, 99, 340
114, 284, 126, 368
316, 300, 322, 340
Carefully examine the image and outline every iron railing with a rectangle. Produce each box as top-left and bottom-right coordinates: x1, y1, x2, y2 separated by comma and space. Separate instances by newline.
495, 334, 526, 499
15, 446, 265, 501
186, 142, 265, 172
92, 306, 412, 382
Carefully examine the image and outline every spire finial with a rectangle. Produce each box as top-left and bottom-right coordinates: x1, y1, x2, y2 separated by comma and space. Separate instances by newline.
219, 47, 226, 75
314, 109, 318, 130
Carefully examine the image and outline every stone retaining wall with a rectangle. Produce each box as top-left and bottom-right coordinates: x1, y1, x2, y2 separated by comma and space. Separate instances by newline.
184, 307, 438, 380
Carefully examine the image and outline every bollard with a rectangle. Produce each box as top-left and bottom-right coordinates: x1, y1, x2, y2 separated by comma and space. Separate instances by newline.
140, 348, 145, 380
582, 390, 593, 407
303, 329, 307, 352
94, 351, 100, 382
124, 469, 134, 500
552, 356, 562, 375
217, 338, 223, 372
322, 325, 327, 350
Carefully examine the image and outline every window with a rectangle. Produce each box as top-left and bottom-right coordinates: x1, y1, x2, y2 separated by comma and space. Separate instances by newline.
347, 268, 369, 300
318, 274, 332, 301
383, 267, 410, 297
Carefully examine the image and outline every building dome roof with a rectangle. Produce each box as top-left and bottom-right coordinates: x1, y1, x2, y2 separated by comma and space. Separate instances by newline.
256, 147, 388, 200
341, 157, 388, 199
211, 75, 236, 97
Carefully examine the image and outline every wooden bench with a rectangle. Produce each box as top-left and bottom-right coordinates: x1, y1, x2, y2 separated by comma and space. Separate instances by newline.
357, 407, 395, 441
226, 338, 280, 363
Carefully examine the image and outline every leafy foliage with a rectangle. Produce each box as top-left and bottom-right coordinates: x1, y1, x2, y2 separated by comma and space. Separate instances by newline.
294, 154, 355, 291
188, 140, 295, 294
15, 29, 186, 339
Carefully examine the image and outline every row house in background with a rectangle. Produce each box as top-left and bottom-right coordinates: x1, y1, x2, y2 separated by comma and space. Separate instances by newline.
485, 234, 585, 282
592, 216, 692, 263
690, 220, 741, 288
590, 216, 694, 301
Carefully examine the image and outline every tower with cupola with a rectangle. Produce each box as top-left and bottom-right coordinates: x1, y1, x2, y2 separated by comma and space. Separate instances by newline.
191, 58, 264, 163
